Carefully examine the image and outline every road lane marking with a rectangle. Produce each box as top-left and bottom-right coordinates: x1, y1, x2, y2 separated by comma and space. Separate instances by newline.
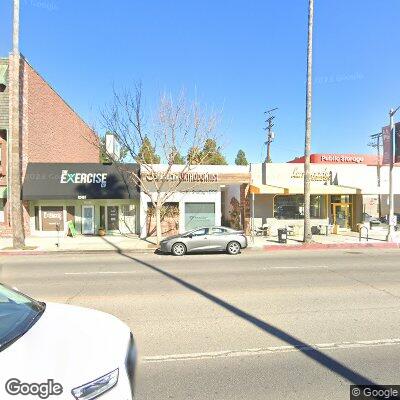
270, 266, 329, 269
65, 271, 136, 275
141, 338, 400, 363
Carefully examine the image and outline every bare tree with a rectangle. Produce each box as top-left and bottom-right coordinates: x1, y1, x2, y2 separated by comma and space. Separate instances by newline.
10, 0, 25, 249
303, 0, 314, 243
100, 85, 221, 244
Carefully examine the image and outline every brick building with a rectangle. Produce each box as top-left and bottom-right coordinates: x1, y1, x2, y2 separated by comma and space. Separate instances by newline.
0, 55, 99, 236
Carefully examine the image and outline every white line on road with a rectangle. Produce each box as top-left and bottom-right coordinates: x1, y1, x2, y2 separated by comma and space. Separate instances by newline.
64, 271, 136, 275
141, 338, 400, 363
267, 265, 329, 269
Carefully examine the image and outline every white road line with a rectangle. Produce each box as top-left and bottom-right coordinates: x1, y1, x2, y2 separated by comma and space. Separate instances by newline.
268, 265, 328, 269
141, 338, 400, 363
64, 271, 136, 275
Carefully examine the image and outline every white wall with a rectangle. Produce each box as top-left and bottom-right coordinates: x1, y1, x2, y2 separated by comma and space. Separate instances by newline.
140, 189, 222, 238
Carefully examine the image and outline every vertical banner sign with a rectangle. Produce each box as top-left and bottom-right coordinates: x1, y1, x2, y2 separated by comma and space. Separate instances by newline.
382, 125, 392, 165
395, 122, 400, 163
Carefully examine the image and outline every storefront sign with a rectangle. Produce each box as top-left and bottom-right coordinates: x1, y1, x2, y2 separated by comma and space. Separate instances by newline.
291, 167, 331, 182
60, 170, 107, 188
145, 172, 218, 183
319, 154, 364, 164
41, 206, 64, 231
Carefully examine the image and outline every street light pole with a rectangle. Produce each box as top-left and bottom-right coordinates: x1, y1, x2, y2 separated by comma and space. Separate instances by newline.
387, 106, 400, 242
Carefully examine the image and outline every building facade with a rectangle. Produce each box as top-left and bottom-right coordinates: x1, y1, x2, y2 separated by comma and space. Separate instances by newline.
0, 55, 99, 236
247, 154, 400, 235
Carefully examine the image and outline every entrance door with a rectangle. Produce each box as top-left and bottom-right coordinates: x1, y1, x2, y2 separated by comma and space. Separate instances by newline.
82, 205, 95, 234
333, 204, 350, 229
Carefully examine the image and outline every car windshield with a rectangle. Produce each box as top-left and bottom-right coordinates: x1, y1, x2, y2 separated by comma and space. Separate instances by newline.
0, 284, 45, 352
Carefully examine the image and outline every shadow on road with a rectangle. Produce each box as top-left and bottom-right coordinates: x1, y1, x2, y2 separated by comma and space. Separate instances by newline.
116, 250, 377, 386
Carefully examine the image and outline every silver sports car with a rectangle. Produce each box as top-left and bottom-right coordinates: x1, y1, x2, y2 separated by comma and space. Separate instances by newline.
159, 226, 248, 256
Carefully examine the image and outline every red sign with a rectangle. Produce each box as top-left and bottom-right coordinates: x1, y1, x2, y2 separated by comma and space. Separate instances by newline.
288, 154, 380, 165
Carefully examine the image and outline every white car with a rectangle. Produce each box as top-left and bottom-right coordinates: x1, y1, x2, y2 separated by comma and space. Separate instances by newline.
0, 283, 136, 399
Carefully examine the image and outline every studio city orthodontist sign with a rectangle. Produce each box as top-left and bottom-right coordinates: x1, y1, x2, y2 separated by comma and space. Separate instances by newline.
60, 170, 108, 188
145, 171, 218, 183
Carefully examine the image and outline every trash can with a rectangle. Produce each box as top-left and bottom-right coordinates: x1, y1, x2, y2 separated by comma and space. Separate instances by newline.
277, 228, 287, 244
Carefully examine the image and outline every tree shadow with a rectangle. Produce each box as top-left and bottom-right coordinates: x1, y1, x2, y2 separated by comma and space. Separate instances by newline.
119, 252, 378, 386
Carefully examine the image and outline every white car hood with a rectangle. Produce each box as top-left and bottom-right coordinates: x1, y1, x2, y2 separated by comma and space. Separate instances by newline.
0, 302, 131, 397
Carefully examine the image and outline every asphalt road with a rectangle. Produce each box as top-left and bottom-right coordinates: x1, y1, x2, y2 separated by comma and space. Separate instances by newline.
1, 249, 400, 400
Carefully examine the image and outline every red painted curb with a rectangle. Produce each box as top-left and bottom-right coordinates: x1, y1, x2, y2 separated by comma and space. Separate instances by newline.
263, 242, 400, 252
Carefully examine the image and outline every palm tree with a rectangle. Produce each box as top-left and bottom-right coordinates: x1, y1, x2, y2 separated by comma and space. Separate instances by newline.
303, 0, 314, 243
11, 0, 25, 248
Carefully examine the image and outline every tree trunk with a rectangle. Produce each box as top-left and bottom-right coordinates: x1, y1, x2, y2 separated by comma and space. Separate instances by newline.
155, 204, 162, 245
303, 0, 314, 244
11, 0, 25, 249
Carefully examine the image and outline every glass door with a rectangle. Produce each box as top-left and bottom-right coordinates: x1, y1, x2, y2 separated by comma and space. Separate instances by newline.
332, 204, 351, 229
82, 205, 95, 234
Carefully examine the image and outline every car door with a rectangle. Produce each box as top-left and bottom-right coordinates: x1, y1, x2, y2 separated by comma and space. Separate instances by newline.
185, 228, 210, 252
208, 227, 228, 250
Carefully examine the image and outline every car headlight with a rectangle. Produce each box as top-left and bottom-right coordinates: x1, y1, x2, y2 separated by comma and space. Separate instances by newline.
71, 369, 119, 400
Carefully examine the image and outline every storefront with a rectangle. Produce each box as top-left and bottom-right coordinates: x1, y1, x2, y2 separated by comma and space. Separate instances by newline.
248, 157, 400, 235
23, 163, 140, 236
139, 165, 250, 237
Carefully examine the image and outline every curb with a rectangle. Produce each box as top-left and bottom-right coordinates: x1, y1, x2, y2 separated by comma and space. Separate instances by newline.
262, 242, 400, 252
0, 248, 158, 256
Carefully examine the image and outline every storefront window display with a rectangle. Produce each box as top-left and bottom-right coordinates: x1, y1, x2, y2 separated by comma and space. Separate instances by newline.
274, 195, 324, 220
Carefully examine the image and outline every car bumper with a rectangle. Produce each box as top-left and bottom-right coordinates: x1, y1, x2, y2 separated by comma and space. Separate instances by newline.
159, 242, 172, 253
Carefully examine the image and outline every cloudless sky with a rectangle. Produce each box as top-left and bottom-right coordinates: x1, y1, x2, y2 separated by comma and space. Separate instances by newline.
1, 0, 399, 163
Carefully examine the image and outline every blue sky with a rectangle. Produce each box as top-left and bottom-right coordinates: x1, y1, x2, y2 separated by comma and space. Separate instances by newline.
0, 0, 399, 163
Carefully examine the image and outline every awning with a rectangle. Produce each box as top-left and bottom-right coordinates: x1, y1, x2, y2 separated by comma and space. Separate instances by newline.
249, 184, 286, 194
285, 185, 360, 195
23, 163, 140, 200
249, 184, 360, 195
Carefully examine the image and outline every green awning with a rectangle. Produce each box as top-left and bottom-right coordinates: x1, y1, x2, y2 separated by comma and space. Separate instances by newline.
0, 187, 7, 199
0, 65, 8, 86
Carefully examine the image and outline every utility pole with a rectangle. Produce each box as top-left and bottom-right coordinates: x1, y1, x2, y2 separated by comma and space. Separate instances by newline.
368, 131, 383, 218
303, 0, 314, 244
10, 0, 25, 249
387, 106, 400, 242
264, 107, 278, 163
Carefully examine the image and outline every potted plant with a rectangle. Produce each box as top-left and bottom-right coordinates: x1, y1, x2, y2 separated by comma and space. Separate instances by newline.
98, 227, 106, 236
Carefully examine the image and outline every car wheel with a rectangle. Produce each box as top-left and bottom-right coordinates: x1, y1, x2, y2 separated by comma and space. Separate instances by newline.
227, 241, 241, 255
171, 242, 187, 256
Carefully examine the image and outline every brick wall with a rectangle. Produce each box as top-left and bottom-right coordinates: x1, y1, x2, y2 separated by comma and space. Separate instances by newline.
0, 58, 9, 130
24, 59, 99, 167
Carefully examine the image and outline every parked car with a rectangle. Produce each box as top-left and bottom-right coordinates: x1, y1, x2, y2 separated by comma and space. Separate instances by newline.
0, 283, 136, 399
362, 213, 381, 226
159, 226, 248, 256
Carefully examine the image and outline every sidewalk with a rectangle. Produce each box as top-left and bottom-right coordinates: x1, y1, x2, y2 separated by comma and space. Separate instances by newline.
0, 228, 399, 254
0, 234, 158, 254
250, 227, 400, 251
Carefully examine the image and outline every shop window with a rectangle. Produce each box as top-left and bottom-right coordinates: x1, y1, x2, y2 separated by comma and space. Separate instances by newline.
274, 195, 324, 220
185, 202, 215, 230
34, 206, 39, 230
107, 206, 119, 230
121, 204, 136, 217
41, 206, 64, 231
